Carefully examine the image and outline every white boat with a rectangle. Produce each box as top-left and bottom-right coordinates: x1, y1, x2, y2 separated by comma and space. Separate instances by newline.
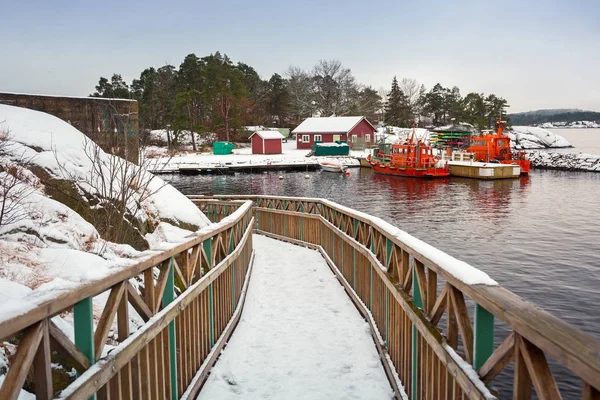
319, 160, 347, 173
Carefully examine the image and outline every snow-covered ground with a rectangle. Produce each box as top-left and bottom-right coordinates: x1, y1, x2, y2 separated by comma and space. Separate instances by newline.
147, 140, 362, 172
198, 235, 394, 400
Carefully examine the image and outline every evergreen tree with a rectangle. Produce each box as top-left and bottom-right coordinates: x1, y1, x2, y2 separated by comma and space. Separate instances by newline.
385, 77, 412, 127
91, 74, 130, 99
266, 73, 290, 126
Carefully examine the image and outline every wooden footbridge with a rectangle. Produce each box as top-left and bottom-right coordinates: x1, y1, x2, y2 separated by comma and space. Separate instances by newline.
0, 196, 598, 399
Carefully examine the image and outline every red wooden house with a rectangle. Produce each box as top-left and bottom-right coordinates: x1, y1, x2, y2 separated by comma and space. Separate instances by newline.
249, 130, 284, 154
292, 116, 377, 149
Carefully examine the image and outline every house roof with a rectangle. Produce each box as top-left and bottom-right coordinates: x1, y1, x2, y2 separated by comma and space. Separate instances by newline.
249, 130, 285, 140
292, 116, 375, 134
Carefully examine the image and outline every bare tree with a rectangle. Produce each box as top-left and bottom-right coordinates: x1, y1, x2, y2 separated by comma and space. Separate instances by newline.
285, 66, 314, 123
53, 137, 168, 246
312, 59, 358, 116
0, 127, 35, 230
398, 78, 421, 112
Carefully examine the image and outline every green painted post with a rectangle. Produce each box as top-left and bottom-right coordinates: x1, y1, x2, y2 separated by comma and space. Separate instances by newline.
474, 304, 495, 371
162, 258, 178, 400
74, 297, 96, 400
208, 283, 215, 348
386, 238, 393, 268
353, 218, 359, 239
412, 258, 423, 400
203, 238, 212, 272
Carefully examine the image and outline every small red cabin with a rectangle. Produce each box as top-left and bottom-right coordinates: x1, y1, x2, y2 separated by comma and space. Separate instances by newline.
292, 116, 377, 149
249, 131, 284, 154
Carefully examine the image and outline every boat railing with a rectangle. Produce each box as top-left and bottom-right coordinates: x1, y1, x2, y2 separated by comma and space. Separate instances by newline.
190, 195, 600, 400
0, 200, 255, 399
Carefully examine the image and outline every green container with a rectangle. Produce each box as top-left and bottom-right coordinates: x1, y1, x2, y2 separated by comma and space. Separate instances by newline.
313, 141, 350, 156
213, 141, 234, 155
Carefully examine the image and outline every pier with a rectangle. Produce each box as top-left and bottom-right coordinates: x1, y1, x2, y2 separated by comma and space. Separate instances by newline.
0, 196, 598, 399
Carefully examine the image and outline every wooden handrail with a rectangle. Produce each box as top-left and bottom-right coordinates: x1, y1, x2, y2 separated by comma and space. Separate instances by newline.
193, 195, 600, 397
0, 200, 254, 342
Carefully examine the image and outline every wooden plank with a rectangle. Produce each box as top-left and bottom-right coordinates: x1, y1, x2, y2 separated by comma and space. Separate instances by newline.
94, 283, 126, 358
479, 331, 515, 384
519, 336, 563, 400
450, 286, 474, 363
0, 322, 44, 400
514, 334, 532, 400
139, 346, 151, 400
126, 282, 152, 322
427, 269, 437, 315
143, 269, 156, 316
33, 320, 53, 400
429, 284, 448, 326
118, 288, 130, 341
414, 260, 428, 310
583, 383, 600, 400
154, 260, 171, 313
49, 320, 91, 372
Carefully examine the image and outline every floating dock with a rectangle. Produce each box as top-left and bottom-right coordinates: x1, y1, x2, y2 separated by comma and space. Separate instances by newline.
448, 160, 521, 179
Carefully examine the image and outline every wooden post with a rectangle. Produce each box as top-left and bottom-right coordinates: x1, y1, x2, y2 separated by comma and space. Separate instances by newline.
412, 258, 423, 400
353, 247, 357, 290
385, 286, 389, 347
203, 238, 212, 273
208, 283, 215, 348
162, 258, 178, 400
300, 216, 304, 241
74, 297, 96, 400
474, 304, 495, 371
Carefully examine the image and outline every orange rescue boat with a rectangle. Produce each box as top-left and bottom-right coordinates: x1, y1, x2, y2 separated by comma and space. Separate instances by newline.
369, 122, 450, 178
467, 118, 530, 175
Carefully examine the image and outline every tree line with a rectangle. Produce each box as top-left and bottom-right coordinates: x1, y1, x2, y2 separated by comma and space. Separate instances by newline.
90, 53, 509, 147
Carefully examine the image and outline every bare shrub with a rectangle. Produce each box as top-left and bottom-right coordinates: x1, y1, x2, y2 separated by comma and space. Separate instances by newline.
0, 126, 36, 230
53, 137, 168, 246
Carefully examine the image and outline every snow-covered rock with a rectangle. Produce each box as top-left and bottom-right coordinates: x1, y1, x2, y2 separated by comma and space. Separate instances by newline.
527, 151, 600, 171
507, 126, 571, 149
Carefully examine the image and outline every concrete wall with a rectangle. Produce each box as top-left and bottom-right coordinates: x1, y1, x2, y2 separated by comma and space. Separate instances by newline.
0, 93, 139, 163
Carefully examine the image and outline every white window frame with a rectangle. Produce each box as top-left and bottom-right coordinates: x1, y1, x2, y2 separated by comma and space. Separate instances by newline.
352, 134, 357, 143
314, 134, 322, 142
365, 134, 371, 142
302, 135, 310, 143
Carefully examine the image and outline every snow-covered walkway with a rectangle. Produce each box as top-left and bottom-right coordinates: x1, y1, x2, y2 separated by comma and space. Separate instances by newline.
197, 235, 394, 400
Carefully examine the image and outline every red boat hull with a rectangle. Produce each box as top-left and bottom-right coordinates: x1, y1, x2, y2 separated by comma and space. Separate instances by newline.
371, 162, 450, 178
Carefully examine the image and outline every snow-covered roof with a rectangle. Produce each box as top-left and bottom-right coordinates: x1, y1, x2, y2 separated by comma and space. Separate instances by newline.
292, 116, 374, 134
249, 130, 285, 140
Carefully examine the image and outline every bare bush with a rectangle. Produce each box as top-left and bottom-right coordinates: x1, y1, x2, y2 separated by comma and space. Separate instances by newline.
53, 137, 168, 246
0, 126, 35, 230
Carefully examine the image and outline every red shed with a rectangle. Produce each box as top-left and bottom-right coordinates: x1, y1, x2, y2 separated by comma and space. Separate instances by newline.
292, 116, 377, 149
249, 130, 284, 154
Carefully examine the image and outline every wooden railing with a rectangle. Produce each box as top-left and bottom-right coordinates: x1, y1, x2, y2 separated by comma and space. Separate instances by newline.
0, 200, 254, 400
190, 195, 600, 400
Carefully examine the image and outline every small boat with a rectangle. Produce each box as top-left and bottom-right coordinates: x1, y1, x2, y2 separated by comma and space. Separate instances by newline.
369, 122, 450, 178
319, 160, 347, 173
467, 118, 530, 175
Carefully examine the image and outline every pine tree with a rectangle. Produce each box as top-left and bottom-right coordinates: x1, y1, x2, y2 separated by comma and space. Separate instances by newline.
385, 77, 412, 127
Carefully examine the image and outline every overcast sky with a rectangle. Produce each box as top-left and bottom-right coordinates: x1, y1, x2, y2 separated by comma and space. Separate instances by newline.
1, 0, 598, 112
